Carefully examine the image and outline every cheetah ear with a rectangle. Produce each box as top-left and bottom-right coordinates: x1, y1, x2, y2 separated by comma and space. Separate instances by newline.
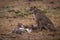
29, 6, 37, 11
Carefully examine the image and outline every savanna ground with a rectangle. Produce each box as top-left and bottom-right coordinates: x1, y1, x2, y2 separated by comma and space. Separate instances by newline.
0, 0, 60, 40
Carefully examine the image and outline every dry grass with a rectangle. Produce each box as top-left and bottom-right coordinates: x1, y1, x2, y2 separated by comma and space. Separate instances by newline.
0, 14, 60, 40
0, 0, 60, 40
